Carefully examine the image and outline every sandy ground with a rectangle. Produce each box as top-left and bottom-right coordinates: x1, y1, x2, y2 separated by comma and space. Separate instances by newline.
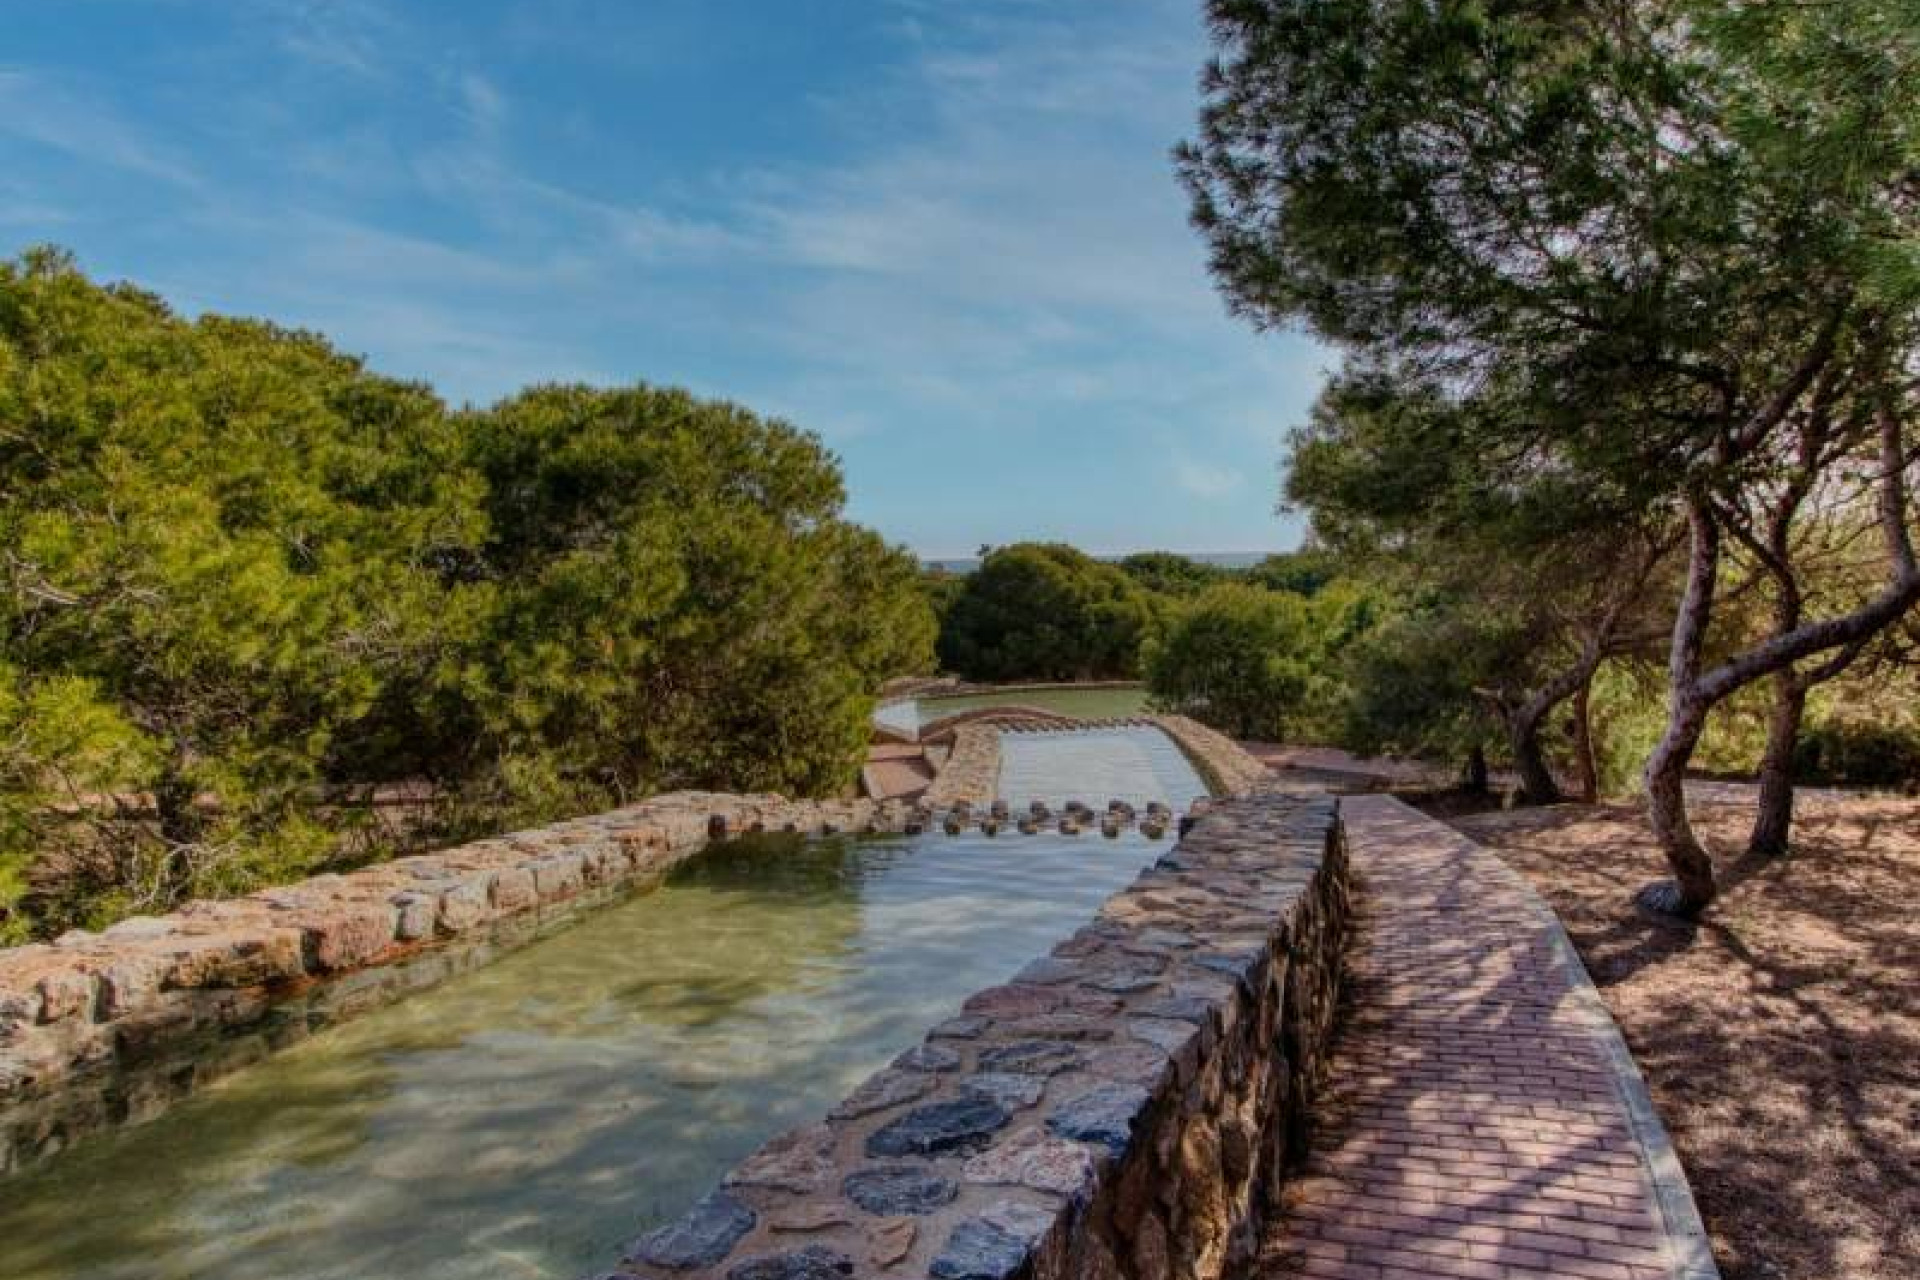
1427, 792, 1920, 1280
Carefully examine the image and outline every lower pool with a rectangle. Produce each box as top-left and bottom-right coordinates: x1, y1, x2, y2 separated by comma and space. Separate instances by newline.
0, 731, 1207, 1280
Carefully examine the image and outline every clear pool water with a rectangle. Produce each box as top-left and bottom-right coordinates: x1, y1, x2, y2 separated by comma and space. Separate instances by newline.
0, 729, 1207, 1280
997, 724, 1208, 810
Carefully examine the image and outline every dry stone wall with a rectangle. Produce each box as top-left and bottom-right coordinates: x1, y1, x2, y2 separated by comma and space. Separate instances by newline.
604, 789, 1349, 1280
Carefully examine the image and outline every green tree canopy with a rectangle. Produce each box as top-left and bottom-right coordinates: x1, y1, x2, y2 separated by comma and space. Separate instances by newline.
460, 384, 934, 808
0, 250, 933, 938
1146, 582, 1368, 741
1117, 551, 1232, 597
1181, 0, 1920, 913
936, 543, 1153, 682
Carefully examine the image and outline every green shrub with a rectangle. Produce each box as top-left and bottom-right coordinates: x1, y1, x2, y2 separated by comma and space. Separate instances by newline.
1148, 581, 1375, 742
1146, 585, 1316, 739
1792, 719, 1920, 790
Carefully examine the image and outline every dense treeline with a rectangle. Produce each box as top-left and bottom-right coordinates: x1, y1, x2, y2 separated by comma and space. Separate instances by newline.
0, 250, 934, 940
940, 539, 1918, 823
1179, 0, 1920, 913
929, 543, 1350, 691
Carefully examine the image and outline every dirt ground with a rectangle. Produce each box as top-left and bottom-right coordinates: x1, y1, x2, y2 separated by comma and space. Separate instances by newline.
1424, 790, 1920, 1280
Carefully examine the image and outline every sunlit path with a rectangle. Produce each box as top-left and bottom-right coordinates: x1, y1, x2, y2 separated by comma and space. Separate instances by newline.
1253, 794, 1716, 1280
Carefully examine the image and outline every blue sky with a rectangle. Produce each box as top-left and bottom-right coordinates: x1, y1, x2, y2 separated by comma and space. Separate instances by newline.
1, 0, 1327, 557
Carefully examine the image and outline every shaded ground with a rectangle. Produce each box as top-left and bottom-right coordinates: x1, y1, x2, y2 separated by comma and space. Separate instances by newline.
1428, 792, 1920, 1280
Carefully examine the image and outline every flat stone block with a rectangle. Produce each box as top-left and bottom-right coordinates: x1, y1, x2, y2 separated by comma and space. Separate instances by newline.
626, 1189, 756, 1270
865, 1097, 1008, 1158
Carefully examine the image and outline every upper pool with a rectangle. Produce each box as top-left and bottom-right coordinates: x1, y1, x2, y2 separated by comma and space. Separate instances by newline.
0, 727, 1208, 1280
872, 685, 1152, 736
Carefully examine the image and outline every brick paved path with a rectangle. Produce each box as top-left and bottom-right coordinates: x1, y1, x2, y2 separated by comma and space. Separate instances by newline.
1253, 794, 1717, 1280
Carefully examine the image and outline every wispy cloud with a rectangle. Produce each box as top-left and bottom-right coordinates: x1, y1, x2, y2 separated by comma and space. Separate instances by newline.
453, 71, 507, 133
1174, 456, 1245, 499
0, 69, 203, 190
3, 0, 1325, 552
274, 0, 401, 80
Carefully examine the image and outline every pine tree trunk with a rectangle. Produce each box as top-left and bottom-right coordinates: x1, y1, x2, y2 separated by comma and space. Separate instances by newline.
1571, 677, 1599, 803
1508, 707, 1563, 805
1748, 672, 1807, 858
1641, 697, 1718, 916
1640, 501, 1721, 917
1464, 744, 1489, 795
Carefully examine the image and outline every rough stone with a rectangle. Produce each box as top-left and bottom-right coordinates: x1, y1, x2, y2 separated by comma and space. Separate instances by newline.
625, 1190, 756, 1269
160, 930, 305, 989
1136, 994, 1214, 1025
864, 1097, 1008, 1158
726, 1125, 835, 1193
1128, 1016, 1198, 1056
89, 952, 169, 1017
293, 903, 398, 972
33, 967, 94, 1024
1011, 957, 1081, 986
929, 1218, 1032, 1280
435, 877, 491, 932
962, 1127, 1098, 1197
530, 853, 586, 899
1085, 970, 1160, 994
766, 1203, 853, 1233
1134, 927, 1195, 951
975, 1040, 1083, 1077
891, 1042, 960, 1073
961, 1071, 1045, 1112
101, 916, 173, 940
998, 1013, 1110, 1042
1190, 949, 1263, 984
724, 1245, 854, 1280
1085, 1041, 1171, 1088
981, 1198, 1057, 1244
928, 1015, 988, 1041
391, 893, 438, 942
487, 868, 537, 913
842, 1164, 959, 1216
829, 1069, 934, 1122
1045, 1082, 1150, 1155
960, 985, 1058, 1019
866, 1219, 916, 1268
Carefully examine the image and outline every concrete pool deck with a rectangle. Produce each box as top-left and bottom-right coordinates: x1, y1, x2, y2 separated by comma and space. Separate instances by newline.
1250, 794, 1717, 1280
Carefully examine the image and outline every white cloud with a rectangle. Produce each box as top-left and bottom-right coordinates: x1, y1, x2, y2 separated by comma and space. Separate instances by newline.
1173, 456, 1244, 499
275, 0, 401, 80
456, 71, 508, 132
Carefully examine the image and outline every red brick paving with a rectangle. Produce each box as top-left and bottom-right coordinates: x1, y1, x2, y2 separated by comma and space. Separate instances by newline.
1253, 794, 1701, 1280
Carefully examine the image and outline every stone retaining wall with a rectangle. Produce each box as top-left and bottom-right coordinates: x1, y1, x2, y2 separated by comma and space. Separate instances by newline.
607, 789, 1350, 1280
